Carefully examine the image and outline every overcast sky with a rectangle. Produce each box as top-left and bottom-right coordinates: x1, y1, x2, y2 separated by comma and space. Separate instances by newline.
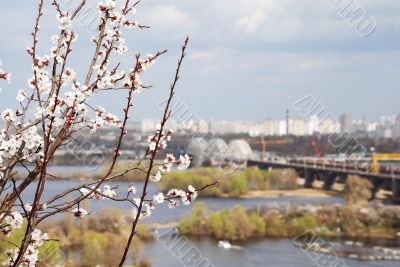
0, 0, 399, 122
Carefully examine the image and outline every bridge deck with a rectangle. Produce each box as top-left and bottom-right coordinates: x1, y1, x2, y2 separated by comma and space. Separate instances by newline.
248, 160, 400, 180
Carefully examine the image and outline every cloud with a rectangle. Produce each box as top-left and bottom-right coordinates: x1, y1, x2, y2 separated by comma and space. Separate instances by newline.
140, 5, 196, 36
189, 50, 214, 61
234, 11, 266, 34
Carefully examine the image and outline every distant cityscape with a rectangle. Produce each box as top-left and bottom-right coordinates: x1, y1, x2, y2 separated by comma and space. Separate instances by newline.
135, 113, 400, 139
49, 113, 400, 165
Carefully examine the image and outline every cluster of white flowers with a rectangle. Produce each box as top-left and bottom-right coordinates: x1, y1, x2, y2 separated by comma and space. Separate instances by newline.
1, 109, 16, 123
149, 171, 162, 183
1, 211, 23, 236
95, 67, 125, 90
116, 39, 128, 55
80, 187, 101, 201
98, 0, 139, 30
72, 207, 88, 219
97, 0, 116, 16
23, 203, 47, 213
128, 185, 136, 194
24, 203, 33, 212
78, 184, 117, 207
61, 68, 76, 86
153, 192, 164, 204
147, 125, 173, 153
5, 228, 48, 267
49, 32, 78, 64
167, 185, 198, 206
138, 54, 156, 72
16, 89, 27, 102
131, 185, 197, 221
63, 82, 91, 110
27, 56, 51, 94
123, 54, 158, 94
0, 60, 11, 83
56, 13, 72, 30
132, 198, 154, 220
177, 154, 191, 170
86, 106, 121, 133
0, 125, 44, 162
121, 17, 139, 29
102, 184, 117, 199
148, 149, 191, 183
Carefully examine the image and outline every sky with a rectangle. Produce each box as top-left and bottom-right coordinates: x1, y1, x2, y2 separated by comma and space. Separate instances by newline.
0, 0, 399, 122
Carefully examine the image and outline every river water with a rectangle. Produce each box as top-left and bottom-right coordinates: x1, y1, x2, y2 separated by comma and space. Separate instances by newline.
16, 179, 343, 222
7, 167, 400, 267
143, 236, 400, 267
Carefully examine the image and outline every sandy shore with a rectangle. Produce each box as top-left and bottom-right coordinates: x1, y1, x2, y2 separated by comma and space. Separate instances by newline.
240, 188, 339, 198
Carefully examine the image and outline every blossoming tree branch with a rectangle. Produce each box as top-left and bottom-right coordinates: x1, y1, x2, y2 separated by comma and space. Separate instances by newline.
0, 1, 215, 266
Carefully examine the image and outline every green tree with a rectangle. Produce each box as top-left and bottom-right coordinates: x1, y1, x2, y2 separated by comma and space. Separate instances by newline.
83, 231, 108, 266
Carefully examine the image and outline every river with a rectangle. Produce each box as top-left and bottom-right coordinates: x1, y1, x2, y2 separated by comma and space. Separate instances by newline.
143, 235, 400, 267
16, 179, 343, 222
7, 167, 400, 267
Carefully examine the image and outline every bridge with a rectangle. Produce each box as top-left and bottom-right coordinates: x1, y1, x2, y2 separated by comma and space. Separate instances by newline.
247, 157, 400, 203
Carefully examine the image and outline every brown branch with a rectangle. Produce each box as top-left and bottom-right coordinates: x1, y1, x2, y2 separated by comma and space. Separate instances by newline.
118, 37, 189, 267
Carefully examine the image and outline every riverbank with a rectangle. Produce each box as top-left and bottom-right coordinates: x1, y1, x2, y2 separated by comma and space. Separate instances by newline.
2, 200, 399, 266
0, 208, 154, 267
242, 188, 338, 198
179, 202, 400, 242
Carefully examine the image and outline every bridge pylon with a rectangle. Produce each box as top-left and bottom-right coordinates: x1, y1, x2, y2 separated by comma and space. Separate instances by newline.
393, 179, 400, 204
304, 169, 316, 188
320, 172, 337, 190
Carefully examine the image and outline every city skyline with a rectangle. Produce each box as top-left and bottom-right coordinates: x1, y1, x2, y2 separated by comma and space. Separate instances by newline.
136, 111, 400, 139
137, 111, 400, 124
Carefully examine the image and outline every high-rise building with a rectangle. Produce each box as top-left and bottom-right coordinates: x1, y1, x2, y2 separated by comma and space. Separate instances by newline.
340, 113, 352, 133
393, 115, 400, 139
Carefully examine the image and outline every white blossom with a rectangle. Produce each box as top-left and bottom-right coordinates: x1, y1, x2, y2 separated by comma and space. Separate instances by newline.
150, 171, 162, 182
79, 187, 101, 201
16, 90, 26, 102
1, 211, 23, 236
128, 185, 136, 194
168, 199, 178, 209
116, 39, 128, 54
73, 207, 88, 218
177, 154, 191, 170
24, 203, 32, 212
153, 193, 164, 204
102, 184, 117, 199
57, 13, 72, 30
1, 109, 16, 122
188, 185, 196, 193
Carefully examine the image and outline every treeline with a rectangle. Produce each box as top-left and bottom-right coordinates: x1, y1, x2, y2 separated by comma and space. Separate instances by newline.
179, 202, 400, 242
158, 167, 298, 197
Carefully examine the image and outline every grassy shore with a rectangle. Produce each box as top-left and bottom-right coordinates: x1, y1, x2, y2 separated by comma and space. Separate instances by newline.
0, 207, 153, 267
158, 167, 300, 198
179, 202, 400, 242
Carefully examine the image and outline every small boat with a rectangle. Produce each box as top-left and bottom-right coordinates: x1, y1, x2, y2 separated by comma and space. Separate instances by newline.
348, 254, 358, 259
373, 246, 382, 251
354, 241, 363, 247
367, 255, 376, 261
218, 240, 232, 249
